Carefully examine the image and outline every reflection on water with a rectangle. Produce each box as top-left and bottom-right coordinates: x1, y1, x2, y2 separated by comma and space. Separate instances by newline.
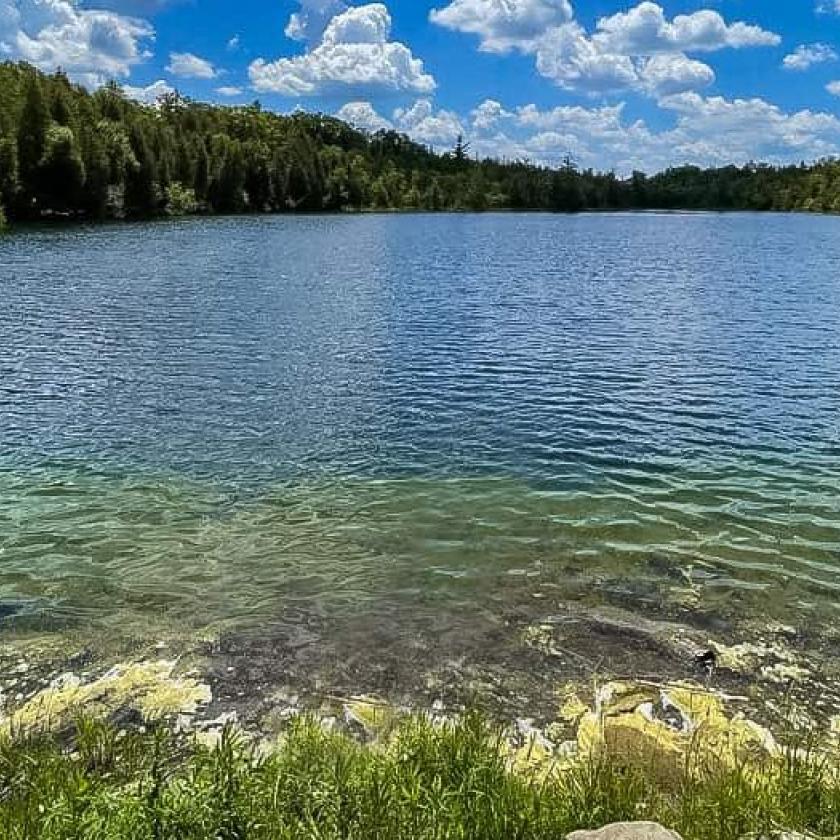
1, 212, 839, 652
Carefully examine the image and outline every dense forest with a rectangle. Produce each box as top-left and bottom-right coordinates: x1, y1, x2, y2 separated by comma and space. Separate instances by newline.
2, 60, 840, 228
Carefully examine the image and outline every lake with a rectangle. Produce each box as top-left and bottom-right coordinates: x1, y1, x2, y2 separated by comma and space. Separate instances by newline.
2, 212, 840, 707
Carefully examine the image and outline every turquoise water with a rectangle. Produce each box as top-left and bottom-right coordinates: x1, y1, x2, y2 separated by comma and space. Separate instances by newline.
1, 212, 839, 651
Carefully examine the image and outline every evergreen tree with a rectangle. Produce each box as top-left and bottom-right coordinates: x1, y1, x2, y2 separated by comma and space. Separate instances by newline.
0, 136, 19, 210
39, 125, 85, 210
16, 75, 50, 215
1, 59, 840, 223
80, 128, 110, 218
125, 124, 158, 216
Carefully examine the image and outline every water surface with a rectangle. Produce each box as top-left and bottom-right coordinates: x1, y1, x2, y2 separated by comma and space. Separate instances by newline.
1, 212, 839, 661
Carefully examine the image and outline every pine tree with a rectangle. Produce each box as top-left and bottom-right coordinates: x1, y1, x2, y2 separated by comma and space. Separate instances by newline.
39, 125, 85, 211
0, 137, 19, 210
16, 75, 50, 215
125, 124, 158, 216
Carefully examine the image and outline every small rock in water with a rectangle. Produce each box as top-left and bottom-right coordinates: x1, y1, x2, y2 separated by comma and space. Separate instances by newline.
566, 822, 683, 840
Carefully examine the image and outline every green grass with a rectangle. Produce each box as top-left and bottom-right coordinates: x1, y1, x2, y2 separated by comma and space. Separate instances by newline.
0, 714, 838, 840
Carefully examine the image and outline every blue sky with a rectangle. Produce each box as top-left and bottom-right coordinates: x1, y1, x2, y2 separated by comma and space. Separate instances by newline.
4, 0, 840, 172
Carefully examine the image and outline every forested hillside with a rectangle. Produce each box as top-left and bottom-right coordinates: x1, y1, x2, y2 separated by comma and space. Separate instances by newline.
2, 61, 840, 225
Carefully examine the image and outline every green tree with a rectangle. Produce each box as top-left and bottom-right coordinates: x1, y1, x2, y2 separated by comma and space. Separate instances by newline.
125, 124, 158, 216
16, 75, 50, 214
165, 182, 198, 215
80, 127, 110, 218
39, 124, 85, 211
0, 136, 19, 210
208, 135, 245, 213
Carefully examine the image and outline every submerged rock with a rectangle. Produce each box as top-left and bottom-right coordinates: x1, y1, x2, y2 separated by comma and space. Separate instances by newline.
0, 660, 211, 737
711, 639, 811, 685
566, 822, 683, 840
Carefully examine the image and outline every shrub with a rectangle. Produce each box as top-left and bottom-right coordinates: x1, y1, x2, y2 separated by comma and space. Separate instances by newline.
165, 181, 199, 216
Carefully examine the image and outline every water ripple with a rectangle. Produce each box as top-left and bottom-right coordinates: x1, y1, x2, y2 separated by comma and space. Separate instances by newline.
1, 212, 840, 637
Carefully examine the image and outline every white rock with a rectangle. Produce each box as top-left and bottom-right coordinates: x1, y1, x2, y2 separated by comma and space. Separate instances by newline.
566, 822, 683, 840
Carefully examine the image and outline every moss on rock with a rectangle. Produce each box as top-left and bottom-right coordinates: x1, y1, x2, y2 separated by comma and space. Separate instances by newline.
0, 660, 211, 738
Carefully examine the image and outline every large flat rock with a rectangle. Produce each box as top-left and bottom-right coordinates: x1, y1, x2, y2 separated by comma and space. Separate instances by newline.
566, 822, 683, 840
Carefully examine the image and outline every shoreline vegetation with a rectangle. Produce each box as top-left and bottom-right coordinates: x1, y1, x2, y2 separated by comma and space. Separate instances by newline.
1, 678, 839, 840
1, 636, 839, 840
3, 62, 840, 230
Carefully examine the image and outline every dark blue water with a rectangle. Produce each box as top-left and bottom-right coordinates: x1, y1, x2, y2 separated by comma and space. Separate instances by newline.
1, 212, 839, 640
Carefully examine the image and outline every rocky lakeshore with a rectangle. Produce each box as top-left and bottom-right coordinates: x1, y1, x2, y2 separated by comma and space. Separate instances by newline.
1, 603, 839, 839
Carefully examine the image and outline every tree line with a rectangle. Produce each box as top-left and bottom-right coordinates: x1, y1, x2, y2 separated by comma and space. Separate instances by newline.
2, 60, 840, 228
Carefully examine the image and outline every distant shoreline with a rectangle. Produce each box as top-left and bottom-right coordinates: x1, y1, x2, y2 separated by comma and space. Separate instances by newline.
3, 205, 838, 233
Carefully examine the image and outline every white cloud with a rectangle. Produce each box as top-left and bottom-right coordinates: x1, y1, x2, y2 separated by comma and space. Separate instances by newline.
0, 0, 153, 79
336, 100, 393, 131
166, 51, 218, 79
334, 86, 840, 174
592, 2, 779, 55
393, 98, 463, 146
226, 34, 240, 51
466, 93, 840, 174
123, 78, 175, 103
636, 52, 715, 97
657, 93, 840, 160
431, 0, 778, 96
429, 0, 572, 53
534, 22, 638, 92
534, 24, 714, 96
249, 3, 435, 96
285, 0, 346, 45
470, 98, 513, 131
335, 98, 463, 147
816, 1, 840, 14
826, 80, 840, 96
215, 85, 243, 97
783, 43, 837, 72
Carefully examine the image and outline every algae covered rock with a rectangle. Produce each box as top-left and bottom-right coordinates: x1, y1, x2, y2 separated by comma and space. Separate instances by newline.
566, 821, 683, 839
343, 696, 398, 738
505, 718, 558, 776
0, 661, 211, 737
574, 681, 775, 785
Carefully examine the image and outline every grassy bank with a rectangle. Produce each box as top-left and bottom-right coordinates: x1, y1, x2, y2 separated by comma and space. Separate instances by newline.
1, 714, 838, 840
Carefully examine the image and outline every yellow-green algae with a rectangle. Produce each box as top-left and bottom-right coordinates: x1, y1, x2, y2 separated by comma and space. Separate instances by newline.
344, 696, 400, 738
0, 660, 211, 737
492, 681, 781, 786
282, 680, 785, 787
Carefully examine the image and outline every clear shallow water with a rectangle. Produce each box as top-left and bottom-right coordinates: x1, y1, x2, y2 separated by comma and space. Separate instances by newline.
1, 212, 840, 649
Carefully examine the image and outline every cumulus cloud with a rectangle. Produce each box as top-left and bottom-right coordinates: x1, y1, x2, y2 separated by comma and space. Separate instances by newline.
0, 0, 153, 80
166, 51, 218, 79
783, 43, 837, 72
123, 78, 175, 103
336, 97, 463, 147
285, 0, 346, 45
215, 85, 243, 97
592, 2, 779, 55
636, 53, 715, 97
534, 22, 638, 92
430, 0, 778, 96
470, 98, 513, 131
249, 3, 435, 96
342, 91, 840, 175
826, 80, 840, 96
393, 98, 463, 145
429, 0, 572, 53
533, 23, 715, 96
336, 100, 394, 131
